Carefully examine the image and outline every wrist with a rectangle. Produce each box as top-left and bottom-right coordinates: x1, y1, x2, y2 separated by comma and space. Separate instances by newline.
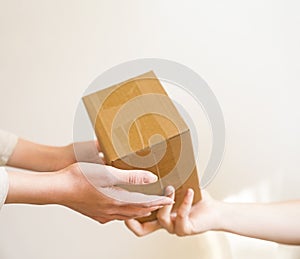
207, 200, 226, 231
216, 201, 236, 232
55, 163, 89, 208
53, 145, 76, 171
6, 170, 68, 205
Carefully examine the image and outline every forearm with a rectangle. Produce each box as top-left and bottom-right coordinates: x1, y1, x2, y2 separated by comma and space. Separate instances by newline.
218, 201, 300, 245
7, 139, 75, 171
5, 170, 69, 205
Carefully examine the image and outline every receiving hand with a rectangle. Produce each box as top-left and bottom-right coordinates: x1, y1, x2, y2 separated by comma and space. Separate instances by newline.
125, 188, 220, 236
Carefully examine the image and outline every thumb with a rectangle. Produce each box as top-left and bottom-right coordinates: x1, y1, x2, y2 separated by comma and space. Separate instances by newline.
107, 166, 158, 185
78, 163, 158, 188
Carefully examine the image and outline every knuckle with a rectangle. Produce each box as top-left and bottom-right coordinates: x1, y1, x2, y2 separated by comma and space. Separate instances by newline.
99, 219, 110, 224
97, 218, 105, 224
182, 200, 190, 206
176, 212, 185, 220
134, 231, 143, 237
129, 174, 140, 184
110, 199, 121, 207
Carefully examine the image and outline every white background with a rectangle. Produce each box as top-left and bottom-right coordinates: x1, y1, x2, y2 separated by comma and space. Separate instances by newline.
0, 1, 299, 258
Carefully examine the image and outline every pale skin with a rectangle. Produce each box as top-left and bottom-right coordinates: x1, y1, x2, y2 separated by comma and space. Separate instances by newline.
6, 138, 103, 172
4, 138, 173, 224
126, 187, 300, 245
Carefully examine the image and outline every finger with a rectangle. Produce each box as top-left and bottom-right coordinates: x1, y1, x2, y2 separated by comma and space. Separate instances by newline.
170, 212, 177, 222
175, 188, 194, 236
100, 186, 174, 207
108, 205, 163, 219
108, 166, 158, 184
157, 186, 175, 233
79, 163, 157, 187
79, 163, 157, 189
125, 219, 161, 237
128, 205, 163, 218
102, 213, 151, 221
177, 189, 193, 218
90, 207, 154, 223
79, 163, 119, 187
92, 209, 150, 222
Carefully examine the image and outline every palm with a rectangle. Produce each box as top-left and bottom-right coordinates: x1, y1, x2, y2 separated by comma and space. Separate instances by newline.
173, 190, 217, 236
125, 189, 219, 237
188, 191, 217, 234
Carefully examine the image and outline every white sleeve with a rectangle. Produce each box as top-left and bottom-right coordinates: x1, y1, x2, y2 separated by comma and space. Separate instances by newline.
0, 167, 9, 210
0, 129, 18, 166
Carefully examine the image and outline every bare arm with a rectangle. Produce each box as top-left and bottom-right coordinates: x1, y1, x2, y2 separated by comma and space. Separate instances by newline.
5, 163, 174, 224
219, 199, 300, 245
126, 189, 300, 245
6, 138, 103, 171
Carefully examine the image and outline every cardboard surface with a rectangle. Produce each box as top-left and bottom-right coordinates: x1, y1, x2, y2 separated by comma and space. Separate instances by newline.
83, 71, 201, 222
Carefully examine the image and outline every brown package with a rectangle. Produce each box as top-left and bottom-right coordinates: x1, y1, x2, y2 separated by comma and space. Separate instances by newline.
82, 71, 201, 222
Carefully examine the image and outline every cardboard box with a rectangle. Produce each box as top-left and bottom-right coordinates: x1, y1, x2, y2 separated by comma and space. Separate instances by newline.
83, 71, 201, 222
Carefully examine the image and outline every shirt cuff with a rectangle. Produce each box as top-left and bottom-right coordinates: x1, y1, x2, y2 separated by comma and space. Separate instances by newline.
0, 130, 18, 166
0, 167, 9, 210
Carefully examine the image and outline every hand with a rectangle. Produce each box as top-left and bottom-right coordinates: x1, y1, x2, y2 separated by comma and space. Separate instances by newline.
61, 163, 175, 224
6, 162, 174, 224
55, 162, 175, 224
125, 188, 220, 236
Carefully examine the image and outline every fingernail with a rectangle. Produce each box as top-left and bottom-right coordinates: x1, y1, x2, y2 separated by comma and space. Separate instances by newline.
145, 172, 158, 182
187, 188, 194, 197
170, 212, 177, 219
164, 186, 175, 196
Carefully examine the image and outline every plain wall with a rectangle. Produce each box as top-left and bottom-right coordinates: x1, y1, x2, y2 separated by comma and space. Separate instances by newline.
0, 1, 299, 258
